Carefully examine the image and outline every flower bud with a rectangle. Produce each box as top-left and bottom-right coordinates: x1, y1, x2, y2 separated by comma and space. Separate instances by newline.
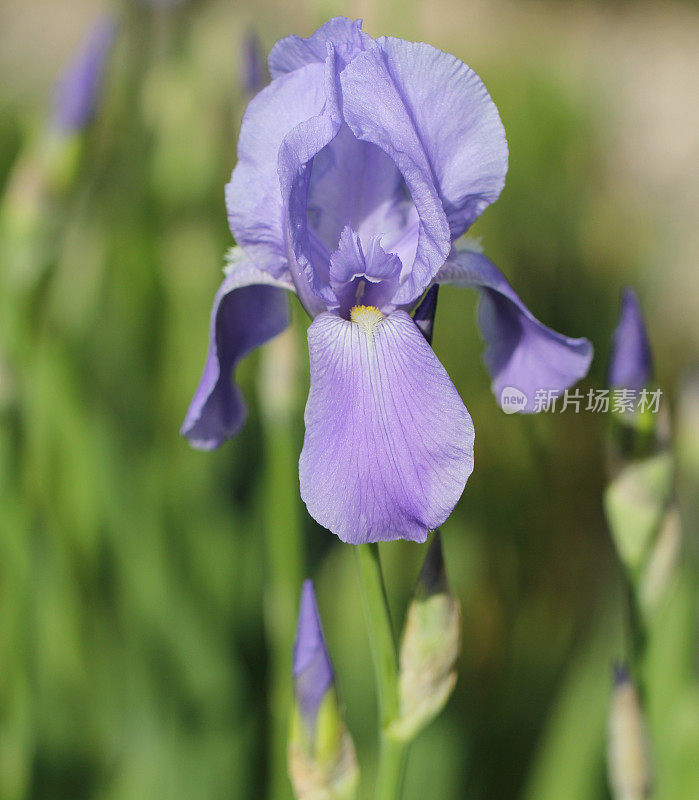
390, 532, 461, 741
242, 29, 267, 95
51, 18, 116, 135
607, 288, 652, 393
605, 288, 662, 467
288, 581, 358, 800
607, 663, 652, 800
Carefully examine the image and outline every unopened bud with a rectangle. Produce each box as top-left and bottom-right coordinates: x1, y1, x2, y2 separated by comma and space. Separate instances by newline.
607, 663, 652, 800
390, 532, 461, 741
241, 29, 266, 95
288, 581, 358, 800
51, 17, 116, 136
607, 288, 652, 394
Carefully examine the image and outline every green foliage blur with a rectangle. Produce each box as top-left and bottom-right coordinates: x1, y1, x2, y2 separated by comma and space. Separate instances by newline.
0, 1, 696, 799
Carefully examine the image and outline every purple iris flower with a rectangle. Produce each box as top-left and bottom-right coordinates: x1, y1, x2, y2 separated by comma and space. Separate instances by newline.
607, 287, 652, 391
294, 580, 334, 735
182, 18, 593, 544
51, 17, 116, 134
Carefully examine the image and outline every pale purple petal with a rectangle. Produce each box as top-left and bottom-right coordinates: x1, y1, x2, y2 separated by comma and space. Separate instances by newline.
293, 580, 334, 734
306, 123, 417, 262
607, 287, 652, 391
340, 45, 453, 306
437, 249, 593, 412
51, 17, 116, 133
367, 38, 508, 240
300, 310, 474, 543
181, 259, 293, 449
268, 16, 372, 78
278, 111, 341, 315
226, 61, 327, 277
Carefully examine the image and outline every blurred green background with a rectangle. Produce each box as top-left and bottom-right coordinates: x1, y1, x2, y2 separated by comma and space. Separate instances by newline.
0, 0, 697, 798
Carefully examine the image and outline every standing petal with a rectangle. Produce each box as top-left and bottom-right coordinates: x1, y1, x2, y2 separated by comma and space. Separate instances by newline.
226, 61, 327, 276
268, 16, 372, 78
181, 254, 293, 449
340, 37, 507, 296
340, 45, 453, 307
300, 310, 474, 543
306, 122, 417, 263
437, 249, 593, 412
278, 111, 341, 315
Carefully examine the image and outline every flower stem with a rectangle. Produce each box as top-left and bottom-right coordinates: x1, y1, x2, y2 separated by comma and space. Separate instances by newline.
259, 328, 303, 800
355, 543, 409, 800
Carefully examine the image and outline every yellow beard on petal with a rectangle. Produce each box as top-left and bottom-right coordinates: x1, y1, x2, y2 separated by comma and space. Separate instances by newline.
350, 305, 383, 336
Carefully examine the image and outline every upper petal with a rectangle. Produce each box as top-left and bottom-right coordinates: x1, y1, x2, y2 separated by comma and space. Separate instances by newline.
181, 251, 293, 449
299, 310, 474, 543
268, 17, 372, 78
437, 249, 593, 412
226, 61, 327, 276
340, 43, 455, 306
371, 38, 508, 240
306, 122, 417, 263
278, 111, 342, 315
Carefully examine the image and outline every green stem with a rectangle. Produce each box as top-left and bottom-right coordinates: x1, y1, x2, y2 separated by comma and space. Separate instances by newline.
260, 329, 303, 800
375, 733, 408, 800
355, 544, 409, 800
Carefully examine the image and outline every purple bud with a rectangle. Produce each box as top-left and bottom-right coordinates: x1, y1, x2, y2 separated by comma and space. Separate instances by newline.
612, 660, 630, 688
51, 17, 116, 134
607, 288, 652, 391
293, 580, 334, 734
413, 285, 439, 346
242, 29, 266, 95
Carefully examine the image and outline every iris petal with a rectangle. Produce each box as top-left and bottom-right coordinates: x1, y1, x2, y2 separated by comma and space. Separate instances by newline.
369, 38, 508, 240
299, 310, 474, 543
437, 249, 593, 412
306, 123, 416, 259
340, 46, 452, 306
226, 62, 327, 276
181, 254, 292, 449
268, 16, 372, 78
